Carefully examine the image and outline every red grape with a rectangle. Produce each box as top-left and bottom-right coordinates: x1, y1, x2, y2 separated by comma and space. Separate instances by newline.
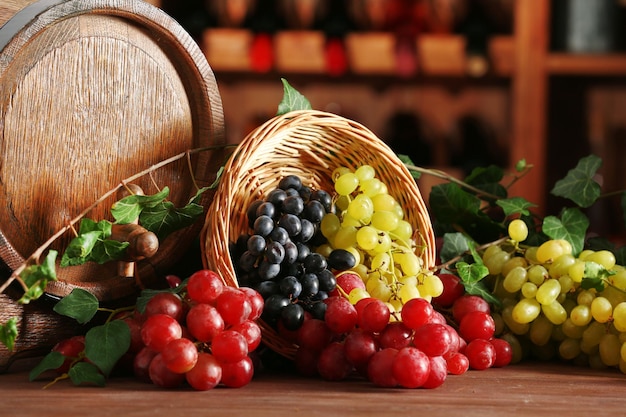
144, 292, 184, 322
422, 356, 447, 389
161, 337, 198, 374
445, 352, 470, 375
324, 296, 357, 334
220, 356, 254, 388
186, 269, 224, 304
465, 338, 496, 370
230, 320, 262, 352
186, 352, 222, 391
316, 342, 353, 381
433, 273, 465, 307
133, 347, 158, 383
216, 287, 252, 326
141, 314, 182, 352
239, 286, 264, 321
344, 328, 379, 370
148, 353, 185, 388
357, 298, 390, 333
294, 347, 320, 377
211, 330, 249, 363
392, 347, 430, 389
490, 338, 513, 368
452, 295, 490, 323
412, 323, 453, 357
379, 321, 412, 350
186, 303, 224, 343
459, 311, 496, 342
297, 318, 332, 352
368, 348, 398, 388
51, 335, 85, 374
400, 297, 434, 330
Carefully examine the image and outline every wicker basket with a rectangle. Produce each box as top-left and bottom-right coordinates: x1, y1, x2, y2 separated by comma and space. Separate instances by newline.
201, 110, 436, 359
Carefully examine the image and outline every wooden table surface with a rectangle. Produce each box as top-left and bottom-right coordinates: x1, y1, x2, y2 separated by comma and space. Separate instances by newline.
1, 361, 625, 417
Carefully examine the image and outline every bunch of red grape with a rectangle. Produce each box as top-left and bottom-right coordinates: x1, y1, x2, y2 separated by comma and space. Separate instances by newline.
285, 275, 512, 389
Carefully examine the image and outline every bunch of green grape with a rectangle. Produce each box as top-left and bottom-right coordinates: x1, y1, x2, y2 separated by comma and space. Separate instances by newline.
317, 164, 442, 314
486, 219, 626, 372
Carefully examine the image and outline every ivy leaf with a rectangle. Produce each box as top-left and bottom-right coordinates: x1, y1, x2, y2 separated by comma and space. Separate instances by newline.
111, 187, 170, 224
580, 261, 614, 292
53, 288, 99, 324
140, 200, 204, 240
430, 183, 482, 224
496, 197, 537, 217
439, 232, 470, 264
61, 230, 102, 266
68, 362, 106, 387
455, 261, 500, 306
622, 191, 626, 229
84, 320, 130, 377
29, 351, 66, 381
542, 207, 589, 256
136, 282, 188, 314
0, 317, 18, 352
276, 78, 312, 115
464, 165, 507, 199
398, 154, 421, 179
551, 154, 602, 208
18, 250, 58, 304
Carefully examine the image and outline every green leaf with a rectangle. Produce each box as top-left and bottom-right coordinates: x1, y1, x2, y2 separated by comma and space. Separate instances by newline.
429, 183, 482, 224
61, 230, 102, 266
398, 154, 421, 179
111, 187, 170, 224
89, 239, 130, 264
551, 154, 602, 208
496, 197, 537, 217
515, 159, 527, 172
276, 78, 312, 115
135, 282, 187, 314
18, 250, 58, 304
29, 351, 66, 381
84, 320, 130, 377
53, 288, 99, 324
208, 167, 225, 190
464, 166, 507, 199
0, 317, 18, 352
439, 232, 470, 264
456, 261, 501, 306
139, 200, 204, 240
68, 362, 106, 387
541, 208, 589, 256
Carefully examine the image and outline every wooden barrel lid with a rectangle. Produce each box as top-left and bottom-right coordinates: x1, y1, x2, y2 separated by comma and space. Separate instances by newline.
0, 0, 225, 301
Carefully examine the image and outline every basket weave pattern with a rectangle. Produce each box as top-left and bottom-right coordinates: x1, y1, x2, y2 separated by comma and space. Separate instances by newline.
201, 110, 436, 358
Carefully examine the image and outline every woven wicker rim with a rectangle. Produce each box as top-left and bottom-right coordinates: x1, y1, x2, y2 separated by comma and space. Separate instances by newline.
201, 110, 436, 359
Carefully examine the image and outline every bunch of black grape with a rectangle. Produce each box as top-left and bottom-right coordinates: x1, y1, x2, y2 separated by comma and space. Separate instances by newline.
231, 175, 350, 332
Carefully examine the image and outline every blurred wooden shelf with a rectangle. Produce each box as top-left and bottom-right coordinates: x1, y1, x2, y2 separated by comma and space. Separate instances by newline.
546, 53, 626, 76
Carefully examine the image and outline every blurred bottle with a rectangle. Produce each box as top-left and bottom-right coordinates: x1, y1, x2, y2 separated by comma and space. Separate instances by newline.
207, 0, 256, 28
456, 1, 494, 77
322, 0, 355, 76
246, 0, 284, 72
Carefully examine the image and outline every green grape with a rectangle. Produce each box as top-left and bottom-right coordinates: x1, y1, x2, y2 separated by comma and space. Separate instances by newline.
315, 243, 333, 258
508, 218, 529, 242
501, 256, 528, 279
482, 245, 503, 263
551, 324, 566, 343
335, 172, 359, 196
610, 268, 626, 291
321, 213, 340, 239
332, 166, 351, 180
524, 246, 539, 264
392, 220, 413, 242
590, 296, 613, 323
599, 286, 626, 308
360, 178, 384, 197
392, 202, 404, 220
336, 195, 350, 211
397, 252, 421, 276
333, 226, 357, 249
370, 252, 391, 271
398, 282, 421, 303
536, 240, 566, 264
580, 321, 605, 354
484, 250, 511, 276
370, 232, 392, 254
370, 210, 399, 232
521, 282, 538, 298
585, 250, 616, 270
621, 341, 626, 363
371, 192, 396, 212
341, 213, 362, 228
348, 287, 371, 305
421, 272, 444, 298
577, 289, 596, 307
561, 318, 585, 339
529, 315, 553, 346
612, 302, 626, 332
568, 259, 586, 283
351, 263, 369, 279
512, 298, 541, 324
588, 354, 607, 370
599, 333, 622, 367
366, 275, 392, 302
549, 254, 576, 279
345, 246, 362, 267
527, 264, 548, 286
555, 239, 573, 256
503, 266, 528, 293
347, 194, 374, 221
355, 164, 376, 182
502, 305, 531, 335
536, 279, 561, 305
542, 300, 567, 325
578, 249, 594, 260
500, 333, 524, 364
570, 304, 592, 327
356, 225, 379, 251
558, 275, 575, 294
559, 338, 582, 360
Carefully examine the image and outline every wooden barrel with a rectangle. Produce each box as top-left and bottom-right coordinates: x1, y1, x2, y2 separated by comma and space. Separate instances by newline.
0, 0, 225, 370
